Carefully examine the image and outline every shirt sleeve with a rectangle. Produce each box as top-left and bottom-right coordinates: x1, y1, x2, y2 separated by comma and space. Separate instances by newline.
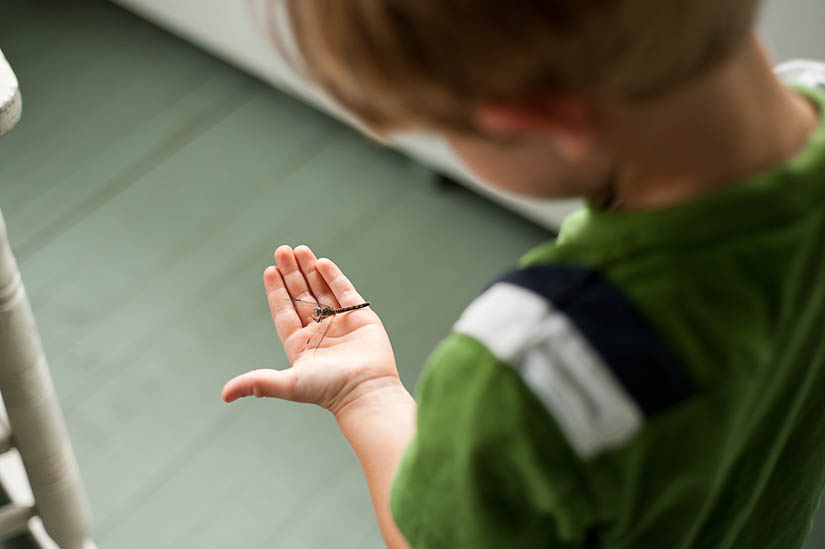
390, 333, 597, 549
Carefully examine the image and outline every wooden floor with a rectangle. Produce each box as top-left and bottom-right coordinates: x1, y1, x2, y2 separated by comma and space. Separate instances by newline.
0, 1, 552, 547
2, 2, 825, 548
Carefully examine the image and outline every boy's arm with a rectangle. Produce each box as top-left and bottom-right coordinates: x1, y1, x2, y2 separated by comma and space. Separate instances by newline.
221, 245, 414, 548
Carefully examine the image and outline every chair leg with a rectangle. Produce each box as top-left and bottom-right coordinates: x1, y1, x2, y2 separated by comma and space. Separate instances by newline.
0, 211, 94, 549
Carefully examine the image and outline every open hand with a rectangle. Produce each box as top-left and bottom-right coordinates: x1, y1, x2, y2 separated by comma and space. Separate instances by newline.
221, 245, 400, 416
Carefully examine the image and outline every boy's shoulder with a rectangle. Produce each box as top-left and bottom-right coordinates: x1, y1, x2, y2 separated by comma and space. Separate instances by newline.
451, 261, 695, 459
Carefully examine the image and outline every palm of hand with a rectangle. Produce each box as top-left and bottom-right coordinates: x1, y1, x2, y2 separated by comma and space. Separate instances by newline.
222, 245, 399, 414
284, 308, 384, 363
284, 307, 396, 410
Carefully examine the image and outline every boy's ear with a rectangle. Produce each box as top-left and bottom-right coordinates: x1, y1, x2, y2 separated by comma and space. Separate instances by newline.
475, 93, 599, 161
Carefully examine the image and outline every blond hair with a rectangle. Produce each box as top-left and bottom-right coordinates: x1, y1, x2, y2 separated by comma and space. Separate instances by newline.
277, 0, 759, 132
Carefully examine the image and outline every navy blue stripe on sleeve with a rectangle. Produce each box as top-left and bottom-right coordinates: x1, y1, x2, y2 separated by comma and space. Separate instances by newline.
497, 263, 694, 416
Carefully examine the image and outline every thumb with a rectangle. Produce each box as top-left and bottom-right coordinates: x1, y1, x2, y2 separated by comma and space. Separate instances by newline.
221, 368, 298, 403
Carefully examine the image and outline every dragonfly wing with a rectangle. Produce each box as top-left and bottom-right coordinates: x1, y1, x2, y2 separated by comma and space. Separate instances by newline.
313, 318, 333, 354
289, 298, 321, 306
288, 298, 339, 310
307, 318, 332, 354
288, 298, 323, 323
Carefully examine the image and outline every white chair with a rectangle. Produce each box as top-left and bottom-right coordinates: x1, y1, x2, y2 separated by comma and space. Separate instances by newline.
0, 48, 94, 549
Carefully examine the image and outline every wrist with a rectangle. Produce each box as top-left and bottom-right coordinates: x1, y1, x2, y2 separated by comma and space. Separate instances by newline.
333, 376, 416, 431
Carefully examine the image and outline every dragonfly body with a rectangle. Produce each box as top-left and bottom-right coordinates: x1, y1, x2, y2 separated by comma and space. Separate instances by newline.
289, 299, 371, 352
309, 302, 371, 323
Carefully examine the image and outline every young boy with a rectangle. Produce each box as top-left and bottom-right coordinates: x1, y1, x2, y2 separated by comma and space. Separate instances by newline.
222, 1, 825, 547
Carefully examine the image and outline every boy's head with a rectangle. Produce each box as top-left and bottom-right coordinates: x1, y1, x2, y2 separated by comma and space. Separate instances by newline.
277, 0, 761, 198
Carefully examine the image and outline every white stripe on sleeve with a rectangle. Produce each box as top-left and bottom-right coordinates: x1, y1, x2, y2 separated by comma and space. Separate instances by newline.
454, 282, 643, 459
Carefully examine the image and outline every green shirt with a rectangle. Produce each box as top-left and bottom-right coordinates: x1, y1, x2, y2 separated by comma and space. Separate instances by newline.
391, 83, 825, 548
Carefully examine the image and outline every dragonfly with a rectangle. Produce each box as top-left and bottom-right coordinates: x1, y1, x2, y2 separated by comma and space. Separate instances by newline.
288, 298, 371, 353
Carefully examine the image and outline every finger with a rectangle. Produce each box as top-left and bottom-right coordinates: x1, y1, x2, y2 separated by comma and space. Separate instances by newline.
264, 266, 304, 337
294, 245, 340, 309
274, 245, 317, 323
316, 257, 365, 307
221, 368, 299, 403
